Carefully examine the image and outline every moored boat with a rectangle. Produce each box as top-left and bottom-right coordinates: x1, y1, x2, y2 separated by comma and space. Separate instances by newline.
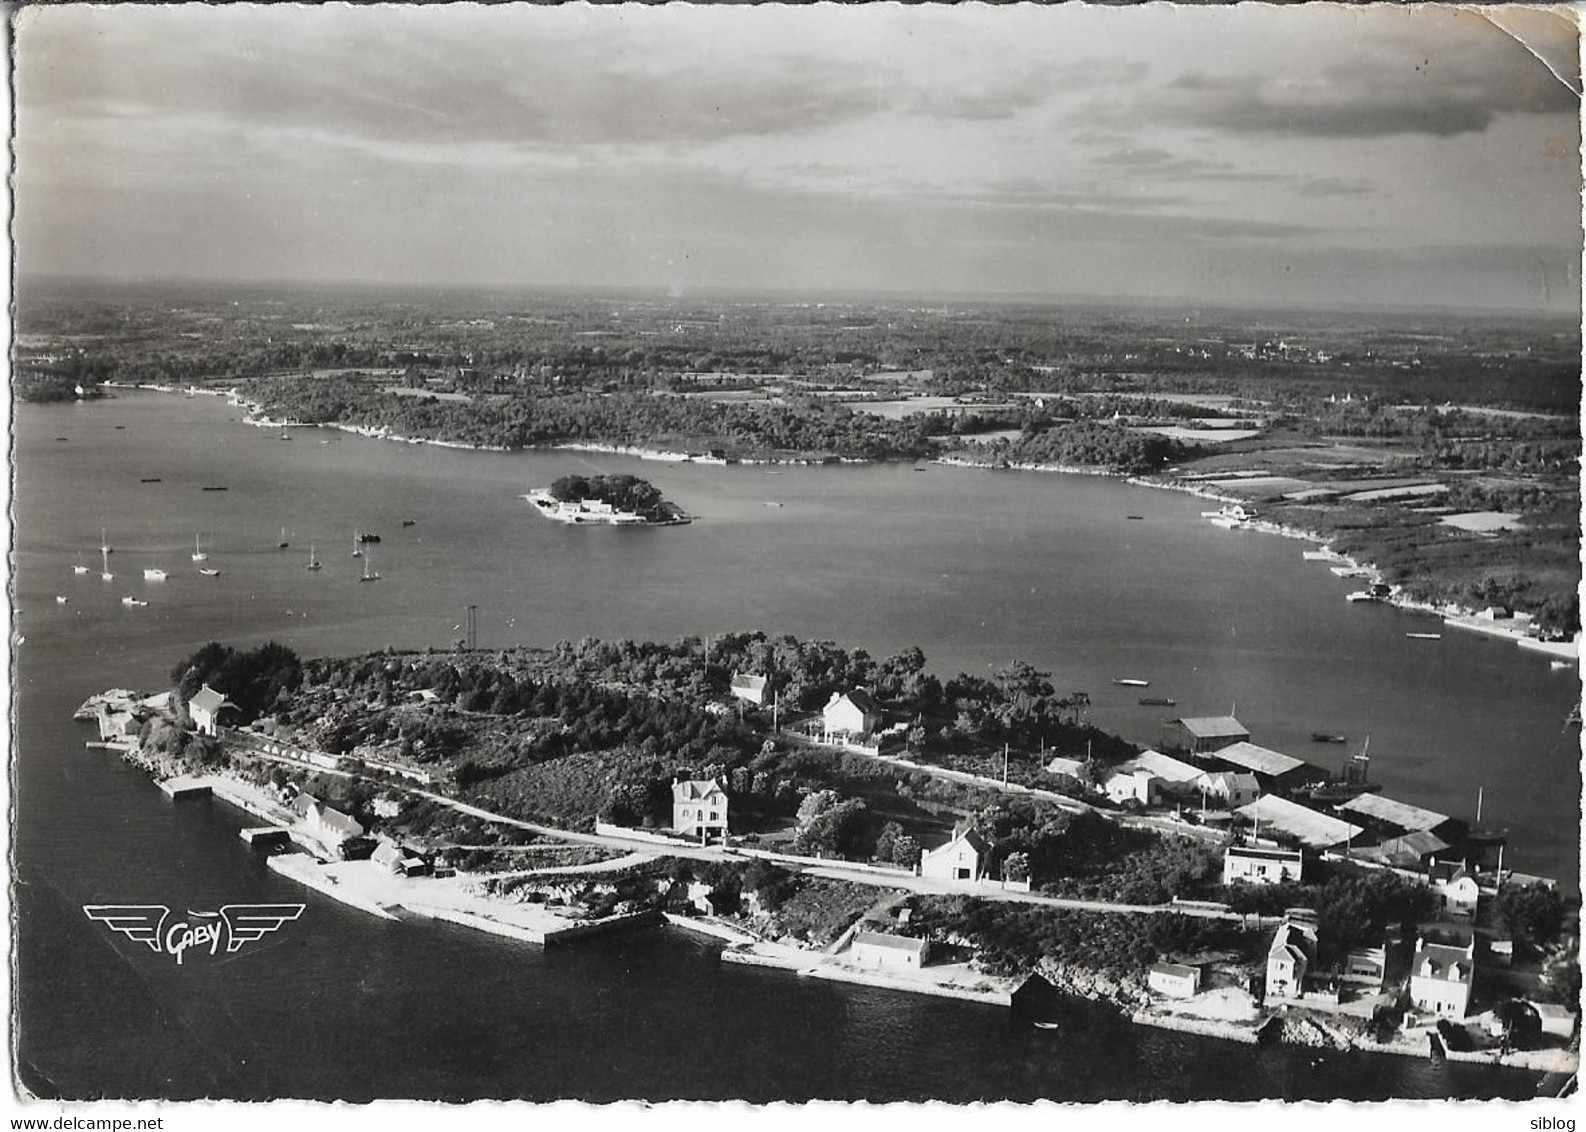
120, 596, 148, 607
192, 534, 208, 562
142, 568, 167, 581
1139, 697, 1176, 706
1311, 733, 1347, 744
1113, 678, 1150, 687
198, 568, 221, 577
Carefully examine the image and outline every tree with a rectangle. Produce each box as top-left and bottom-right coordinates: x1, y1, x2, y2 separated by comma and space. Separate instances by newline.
1494, 999, 1542, 1051
1002, 851, 1031, 884
1498, 883, 1568, 950
873, 820, 905, 864
793, 793, 868, 858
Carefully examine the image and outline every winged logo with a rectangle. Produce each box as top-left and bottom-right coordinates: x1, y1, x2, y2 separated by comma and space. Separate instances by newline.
82, 905, 170, 953
219, 903, 304, 953
84, 902, 305, 963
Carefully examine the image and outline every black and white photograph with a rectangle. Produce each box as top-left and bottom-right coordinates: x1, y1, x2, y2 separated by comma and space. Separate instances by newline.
8, 1, 1584, 1119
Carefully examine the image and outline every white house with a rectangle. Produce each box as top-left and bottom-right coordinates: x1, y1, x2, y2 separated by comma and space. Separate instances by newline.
1432, 867, 1481, 921
822, 689, 881, 740
730, 673, 768, 707
1103, 767, 1162, 806
1196, 770, 1261, 809
1410, 936, 1475, 1018
1266, 919, 1317, 1000
1223, 844, 1304, 886
1148, 962, 1202, 999
293, 792, 366, 855
919, 826, 990, 882
187, 683, 237, 736
1342, 944, 1388, 989
672, 777, 729, 841
850, 931, 931, 970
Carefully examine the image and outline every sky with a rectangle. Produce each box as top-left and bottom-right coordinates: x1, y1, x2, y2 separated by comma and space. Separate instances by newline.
13, 4, 1584, 313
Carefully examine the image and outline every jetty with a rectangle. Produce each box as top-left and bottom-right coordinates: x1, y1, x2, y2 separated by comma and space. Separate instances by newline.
239, 826, 292, 848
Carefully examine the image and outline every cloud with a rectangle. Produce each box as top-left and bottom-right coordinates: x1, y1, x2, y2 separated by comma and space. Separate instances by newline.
1091, 147, 1286, 183
1297, 176, 1375, 198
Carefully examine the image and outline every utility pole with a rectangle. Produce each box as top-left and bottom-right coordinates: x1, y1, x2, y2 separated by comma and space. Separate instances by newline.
465, 605, 477, 652
772, 690, 779, 733
1003, 743, 1010, 787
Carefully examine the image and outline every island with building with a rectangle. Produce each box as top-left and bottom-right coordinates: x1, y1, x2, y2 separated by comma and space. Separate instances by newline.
525, 474, 689, 526
75, 632, 1580, 1074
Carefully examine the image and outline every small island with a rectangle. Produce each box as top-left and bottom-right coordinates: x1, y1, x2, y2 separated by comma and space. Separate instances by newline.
526, 474, 690, 526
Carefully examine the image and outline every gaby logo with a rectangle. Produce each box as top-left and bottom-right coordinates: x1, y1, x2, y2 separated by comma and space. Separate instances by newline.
84, 904, 305, 964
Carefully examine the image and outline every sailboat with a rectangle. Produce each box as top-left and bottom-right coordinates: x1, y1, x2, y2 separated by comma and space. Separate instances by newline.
306, 542, 322, 572
100, 546, 113, 582
191, 534, 208, 562
358, 553, 380, 583
278, 526, 290, 550
351, 529, 363, 559
100, 528, 113, 556
71, 556, 89, 576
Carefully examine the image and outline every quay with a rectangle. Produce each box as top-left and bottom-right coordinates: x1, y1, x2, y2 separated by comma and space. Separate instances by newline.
239, 826, 292, 848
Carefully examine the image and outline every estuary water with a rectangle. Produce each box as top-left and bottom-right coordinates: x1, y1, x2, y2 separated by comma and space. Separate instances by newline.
12, 391, 1572, 1101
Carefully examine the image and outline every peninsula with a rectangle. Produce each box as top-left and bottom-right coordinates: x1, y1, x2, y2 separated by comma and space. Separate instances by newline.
80, 635, 1580, 1074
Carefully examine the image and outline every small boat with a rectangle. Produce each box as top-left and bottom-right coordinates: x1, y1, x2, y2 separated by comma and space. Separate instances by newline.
142, 568, 167, 581
99, 528, 112, 556
764, 502, 784, 508
120, 596, 148, 607
201, 486, 229, 492
359, 532, 381, 544
55, 596, 68, 605
1125, 515, 1145, 521
113, 425, 125, 430
1405, 632, 1441, 641
191, 535, 208, 562
1032, 1021, 1061, 1031
306, 543, 322, 572
1346, 591, 1381, 603
1113, 678, 1150, 687
1311, 733, 1348, 744
1139, 697, 1176, 707
198, 568, 221, 577
401, 519, 417, 528
72, 562, 89, 576
99, 546, 113, 582
140, 477, 162, 483
352, 530, 363, 558
1550, 660, 1572, 671
358, 554, 380, 583
278, 526, 290, 549
54, 437, 68, 442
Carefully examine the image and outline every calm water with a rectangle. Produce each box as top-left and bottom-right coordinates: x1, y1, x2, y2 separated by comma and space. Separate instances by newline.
13, 391, 1571, 1101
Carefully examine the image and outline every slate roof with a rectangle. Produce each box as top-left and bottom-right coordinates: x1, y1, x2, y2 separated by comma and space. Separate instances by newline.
731, 674, 768, 696
188, 684, 234, 715
1237, 795, 1363, 849
1170, 716, 1249, 739
1131, 749, 1203, 782
1215, 741, 1311, 779
673, 778, 727, 802
1339, 793, 1452, 833
852, 931, 928, 954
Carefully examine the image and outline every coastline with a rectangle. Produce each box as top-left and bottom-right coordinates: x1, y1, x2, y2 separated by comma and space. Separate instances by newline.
96, 381, 1578, 660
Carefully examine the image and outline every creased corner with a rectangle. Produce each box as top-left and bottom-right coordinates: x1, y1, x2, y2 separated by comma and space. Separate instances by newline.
1473, 5, 1583, 100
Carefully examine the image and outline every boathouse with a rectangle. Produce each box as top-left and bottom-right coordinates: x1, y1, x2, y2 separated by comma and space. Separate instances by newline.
672, 777, 729, 842
1148, 962, 1202, 999
1337, 793, 1464, 841
1209, 741, 1326, 793
1160, 716, 1249, 756
850, 931, 931, 970
187, 683, 238, 737
1235, 795, 1362, 850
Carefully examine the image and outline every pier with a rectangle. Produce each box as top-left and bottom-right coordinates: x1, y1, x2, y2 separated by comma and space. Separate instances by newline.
239, 825, 292, 848
158, 775, 213, 799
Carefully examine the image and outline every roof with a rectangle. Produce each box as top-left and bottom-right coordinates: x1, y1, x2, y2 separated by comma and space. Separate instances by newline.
731, 673, 768, 695
1131, 749, 1202, 783
188, 684, 235, 715
672, 778, 726, 802
292, 791, 322, 817
925, 826, 990, 858
1150, 962, 1199, 979
1338, 793, 1452, 833
1045, 756, 1087, 778
830, 688, 877, 714
1226, 844, 1303, 863
852, 931, 928, 954
1214, 741, 1311, 779
1414, 941, 1473, 983
1269, 921, 1317, 959
1200, 770, 1261, 792
1377, 830, 1451, 864
315, 805, 364, 839
1170, 716, 1249, 739
1236, 796, 1363, 849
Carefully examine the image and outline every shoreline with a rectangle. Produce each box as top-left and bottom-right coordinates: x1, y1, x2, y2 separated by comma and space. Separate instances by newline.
95, 380, 1578, 659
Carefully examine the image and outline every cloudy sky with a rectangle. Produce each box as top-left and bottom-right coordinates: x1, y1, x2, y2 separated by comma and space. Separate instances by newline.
15, 4, 1583, 312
